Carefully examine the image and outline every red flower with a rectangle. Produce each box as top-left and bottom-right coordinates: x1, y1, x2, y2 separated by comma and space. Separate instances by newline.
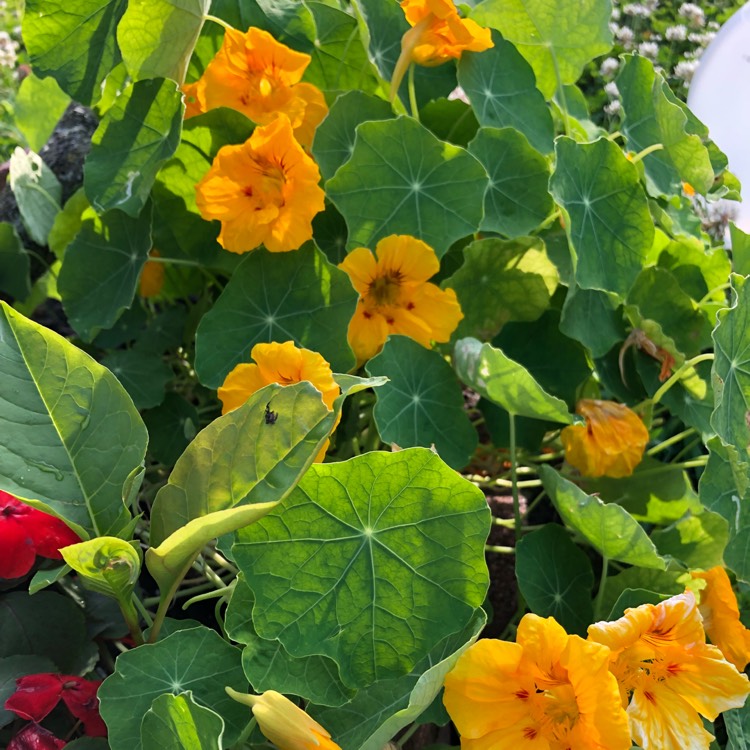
5, 673, 106, 737
0, 490, 81, 579
7, 724, 66, 750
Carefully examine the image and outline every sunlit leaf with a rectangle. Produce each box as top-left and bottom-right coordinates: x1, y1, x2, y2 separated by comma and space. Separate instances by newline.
141, 692, 224, 750
14, 74, 70, 152
652, 510, 729, 570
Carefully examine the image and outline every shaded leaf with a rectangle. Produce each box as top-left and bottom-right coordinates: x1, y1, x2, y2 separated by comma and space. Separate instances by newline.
700, 437, 750, 538
560, 286, 626, 358
143, 394, 199, 466
102, 347, 173, 410
9, 148, 61, 246
725, 528, 750, 584
419, 99, 479, 148
0, 223, 31, 300
0, 655, 56, 729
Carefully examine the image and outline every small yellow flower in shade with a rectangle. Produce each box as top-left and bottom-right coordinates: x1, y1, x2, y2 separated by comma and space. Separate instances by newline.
218, 341, 340, 461
443, 614, 631, 750
195, 115, 325, 254
682, 181, 696, 197
225, 688, 341, 750
561, 399, 649, 478
588, 590, 750, 750
138, 250, 164, 298
181, 80, 204, 119
338, 235, 463, 363
189, 26, 327, 149
691, 566, 750, 671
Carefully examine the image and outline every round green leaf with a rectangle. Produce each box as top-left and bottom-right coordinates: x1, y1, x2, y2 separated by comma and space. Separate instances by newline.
102, 346, 173, 410
471, 0, 612, 100
14, 74, 71, 153
58, 206, 153, 342
365, 336, 478, 470
467, 127, 554, 235
540, 466, 666, 569
84, 78, 184, 217
99, 626, 247, 750
516, 524, 594, 635
560, 285, 626, 358
234, 448, 490, 687
550, 137, 654, 296
726, 527, 750, 584
194, 244, 357, 388
0, 303, 147, 537
23, 0, 127, 105
457, 32, 553, 154
700, 437, 750, 537
326, 116, 488, 258
141, 692, 224, 750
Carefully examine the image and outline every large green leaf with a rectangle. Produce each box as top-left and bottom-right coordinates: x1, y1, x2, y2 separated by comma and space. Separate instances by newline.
225, 576, 355, 707
700, 437, 750, 537
23, 0, 127, 105
712, 275, 750, 464
141, 692, 224, 750
102, 346, 174, 410
550, 137, 654, 296
234, 448, 490, 687
0, 223, 31, 300
365, 336, 477, 470
194, 244, 357, 387
540, 466, 666, 569
725, 702, 750, 750
312, 91, 394, 181
118, 0, 209, 84
443, 238, 558, 341
516, 524, 594, 635
467, 127, 554, 235
454, 337, 573, 422
560, 286, 625, 358
651, 511, 729, 569
471, 0, 611, 99
0, 591, 97, 674
99, 626, 247, 750
58, 206, 153, 342
326, 116, 488, 258
0, 303, 147, 537
143, 394, 199, 465
457, 32, 553, 154
618, 55, 713, 196
14, 74, 71, 152
726, 528, 750, 584
310, 610, 486, 750
85, 78, 184, 217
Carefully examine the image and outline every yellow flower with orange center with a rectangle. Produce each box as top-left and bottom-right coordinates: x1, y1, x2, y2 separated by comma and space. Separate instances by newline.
443, 614, 631, 750
195, 115, 325, 254
218, 341, 340, 462
226, 689, 341, 750
138, 250, 164, 298
691, 566, 750, 671
338, 235, 463, 363
561, 399, 649, 478
588, 590, 750, 750
185, 27, 327, 148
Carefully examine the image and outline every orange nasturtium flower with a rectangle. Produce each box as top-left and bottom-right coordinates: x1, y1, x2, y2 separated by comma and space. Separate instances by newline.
218, 341, 340, 461
691, 566, 750, 671
443, 614, 631, 750
338, 235, 463, 363
588, 590, 750, 750
138, 250, 164, 298
195, 115, 325, 254
185, 26, 327, 148
561, 399, 649, 478
226, 689, 341, 750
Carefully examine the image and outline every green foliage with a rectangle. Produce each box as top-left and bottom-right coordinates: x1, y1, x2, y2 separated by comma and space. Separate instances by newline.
141, 692, 224, 750
14, 74, 70, 152
0, 222, 30, 299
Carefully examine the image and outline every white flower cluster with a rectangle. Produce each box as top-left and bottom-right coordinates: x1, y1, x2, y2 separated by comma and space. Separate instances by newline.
600, 57, 621, 77
0, 30, 17, 70
665, 24, 688, 41
673, 59, 699, 83
678, 2, 706, 28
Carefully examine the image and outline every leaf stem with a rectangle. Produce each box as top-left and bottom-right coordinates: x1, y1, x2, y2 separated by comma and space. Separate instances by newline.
183, 584, 234, 611
398, 723, 420, 748
485, 544, 515, 554
204, 13, 234, 31
509, 413, 522, 544
629, 143, 664, 164
119, 596, 145, 646
408, 64, 419, 121
131, 592, 154, 627
146, 255, 206, 268
649, 353, 714, 405
646, 427, 696, 456
230, 717, 257, 749
593, 556, 609, 621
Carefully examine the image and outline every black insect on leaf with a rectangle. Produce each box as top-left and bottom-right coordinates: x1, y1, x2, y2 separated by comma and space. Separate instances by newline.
264, 403, 278, 425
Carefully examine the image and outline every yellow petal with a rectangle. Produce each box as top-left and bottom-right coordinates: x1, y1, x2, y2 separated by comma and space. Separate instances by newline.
218, 363, 269, 414
374, 235, 440, 286
347, 301, 390, 363
339, 247, 379, 296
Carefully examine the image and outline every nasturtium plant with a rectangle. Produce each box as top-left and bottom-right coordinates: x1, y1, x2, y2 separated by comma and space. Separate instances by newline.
1, 0, 749, 748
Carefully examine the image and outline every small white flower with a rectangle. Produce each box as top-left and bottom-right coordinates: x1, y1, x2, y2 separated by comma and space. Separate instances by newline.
600, 57, 620, 77
638, 41, 659, 59
678, 2, 705, 28
673, 59, 699, 84
708, 21, 720, 30
688, 31, 716, 46
604, 81, 620, 98
665, 24, 688, 41
623, 2, 652, 17
612, 7, 622, 19
604, 100, 622, 116
615, 25, 636, 49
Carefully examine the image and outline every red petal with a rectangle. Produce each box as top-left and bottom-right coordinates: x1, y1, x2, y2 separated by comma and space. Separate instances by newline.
7, 724, 66, 750
61, 678, 107, 737
4, 674, 63, 722
22, 508, 81, 559
0, 516, 37, 579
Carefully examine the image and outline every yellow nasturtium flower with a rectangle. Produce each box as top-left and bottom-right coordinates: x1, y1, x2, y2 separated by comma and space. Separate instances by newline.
561, 399, 649, 478
588, 590, 750, 750
218, 341, 339, 462
195, 115, 325, 254
138, 250, 164, 298
184, 26, 327, 148
691, 566, 750, 671
226, 688, 341, 750
339, 235, 463, 363
443, 614, 631, 750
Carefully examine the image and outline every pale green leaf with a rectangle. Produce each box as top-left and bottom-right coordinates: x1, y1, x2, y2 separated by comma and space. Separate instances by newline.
141, 692, 224, 750
14, 74, 70, 152
651, 511, 729, 569
9, 147, 61, 246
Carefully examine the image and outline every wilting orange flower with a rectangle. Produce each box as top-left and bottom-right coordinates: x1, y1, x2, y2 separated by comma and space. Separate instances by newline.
218, 341, 339, 461
339, 235, 463, 363
443, 614, 631, 750
588, 590, 750, 750
561, 399, 649, 478
691, 567, 750, 671
138, 250, 164, 298
186, 27, 327, 148
226, 689, 341, 750
195, 115, 325, 254
180, 80, 203, 119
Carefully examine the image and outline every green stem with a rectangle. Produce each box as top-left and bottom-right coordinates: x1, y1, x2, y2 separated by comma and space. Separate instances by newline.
183, 584, 234, 610
646, 427, 697, 456
407, 64, 419, 121
629, 143, 664, 164
230, 717, 257, 750
204, 13, 233, 31
697, 282, 732, 307
551, 54, 570, 138
492, 517, 515, 528
509, 413, 522, 544
593, 556, 609, 621
148, 555, 200, 643
119, 596, 145, 646
131, 592, 154, 627
485, 544, 515, 554
650, 353, 714, 405
146, 255, 206, 268
398, 723, 420, 748
633, 457, 708, 476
